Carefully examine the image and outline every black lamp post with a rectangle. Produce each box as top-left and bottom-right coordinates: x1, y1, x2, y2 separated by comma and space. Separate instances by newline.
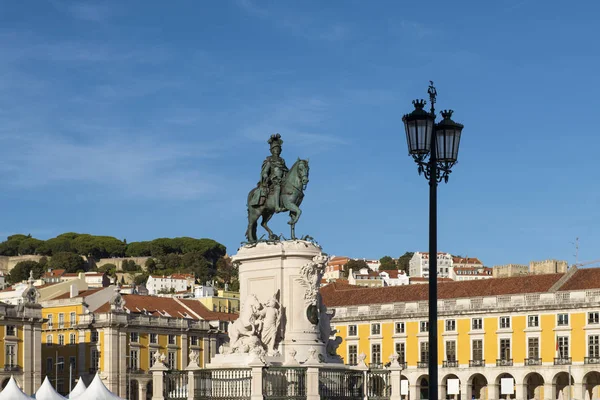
402, 81, 463, 400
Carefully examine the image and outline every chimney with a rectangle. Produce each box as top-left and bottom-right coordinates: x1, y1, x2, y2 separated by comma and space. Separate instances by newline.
70, 284, 79, 298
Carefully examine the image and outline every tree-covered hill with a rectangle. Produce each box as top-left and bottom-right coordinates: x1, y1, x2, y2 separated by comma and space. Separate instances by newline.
0, 233, 235, 288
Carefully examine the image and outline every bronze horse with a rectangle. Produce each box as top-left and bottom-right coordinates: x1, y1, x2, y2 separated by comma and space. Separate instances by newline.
246, 159, 309, 242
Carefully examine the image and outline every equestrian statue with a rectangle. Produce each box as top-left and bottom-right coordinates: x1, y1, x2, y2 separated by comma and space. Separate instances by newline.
246, 134, 309, 242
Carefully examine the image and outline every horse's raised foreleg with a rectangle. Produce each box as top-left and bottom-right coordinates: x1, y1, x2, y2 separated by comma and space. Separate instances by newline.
285, 201, 302, 225
260, 211, 278, 240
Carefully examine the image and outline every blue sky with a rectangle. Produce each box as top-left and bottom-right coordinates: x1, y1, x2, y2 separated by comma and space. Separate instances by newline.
0, 0, 599, 267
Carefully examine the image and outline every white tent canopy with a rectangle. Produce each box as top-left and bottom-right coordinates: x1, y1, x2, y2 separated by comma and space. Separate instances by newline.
67, 379, 87, 399
0, 376, 32, 400
70, 374, 123, 400
35, 377, 66, 400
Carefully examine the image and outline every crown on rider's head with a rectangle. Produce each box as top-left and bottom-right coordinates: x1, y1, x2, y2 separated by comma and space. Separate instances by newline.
268, 133, 283, 149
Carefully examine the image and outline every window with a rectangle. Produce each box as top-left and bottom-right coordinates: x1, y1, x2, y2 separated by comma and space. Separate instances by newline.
348, 325, 358, 336
499, 316, 510, 329
395, 322, 405, 334
348, 345, 358, 365
558, 336, 569, 358
58, 313, 64, 328
589, 335, 600, 358
396, 342, 405, 363
47, 314, 53, 329
558, 313, 569, 326
69, 333, 76, 345
130, 332, 139, 343
5, 344, 15, 367
589, 312, 599, 325
58, 357, 64, 373
446, 340, 456, 361
420, 321, 429, 332
5, 325, 16, 336
129, 350, 139, 370
472, 318, 482, 330
91, 350, 100, 371
58, 334, 64, 346
167, 352, 176, 369
528, 315, 539, 328
46, 358, 53, 374
70, 312, 76, 326
371, 323, 381, 335
445, 320, 456, 332
500, 338, 511, 360
91, 331, 98, 343
472, 339, 483, 361
69, 357, 76, 372
150, 333, 158, 344
528, 337, 539, 359
168, 335, 176, 345
46, 335, 53, 346
190, 336, 198, 346
371, 344, 381, 365
420, 342, 429, 362
149, 350, 158, 367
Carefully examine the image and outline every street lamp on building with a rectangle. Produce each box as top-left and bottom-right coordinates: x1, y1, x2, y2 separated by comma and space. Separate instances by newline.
402, 81, 464, 400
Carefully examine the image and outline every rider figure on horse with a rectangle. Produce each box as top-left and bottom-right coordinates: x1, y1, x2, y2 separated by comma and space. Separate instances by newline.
258, 133, 288, 212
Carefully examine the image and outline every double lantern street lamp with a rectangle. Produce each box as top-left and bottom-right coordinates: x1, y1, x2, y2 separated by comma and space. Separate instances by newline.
402, 81, 464, 400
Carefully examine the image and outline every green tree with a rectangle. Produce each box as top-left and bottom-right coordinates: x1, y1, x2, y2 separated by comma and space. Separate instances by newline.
379, 256, 397, 270
343, 259, 369, 278
125, 241, 152, 257
6, 260, 44, 284
48, 252, 86, 273
144, 258, 157, 274
121, 260, 139, 272
37, 237, 73, 255
0, 234, 30, 256
18, 238, 44, 255
397, 252, 414, 274
133, 273, 149, 286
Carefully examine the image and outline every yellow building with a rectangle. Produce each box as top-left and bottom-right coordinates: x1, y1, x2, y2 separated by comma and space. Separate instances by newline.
41, 287, 233, 399
197, 288, 240, 314
0, 282, 43, 395
323, 267, 600, 400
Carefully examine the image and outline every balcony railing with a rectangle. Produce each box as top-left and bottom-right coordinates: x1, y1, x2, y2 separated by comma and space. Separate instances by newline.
443, 360, 459, 368
585, 357, 600, 364
554, 357, 572, 365
127, 368, 144, 374
496, 359, 513, 367
417, 362, 428, 368
4, 365, 20, 372
469, 360, 485, 367
369, 363, 383, 369
524, 358, 542, 366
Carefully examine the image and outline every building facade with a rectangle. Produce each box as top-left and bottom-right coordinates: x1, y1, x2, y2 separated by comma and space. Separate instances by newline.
323, 267, 600, 400
450, 266, 493, 281
146, 274, 194, 295
409, 252, 453, 278
40, 289, 233, 398
0, 284, 43, 395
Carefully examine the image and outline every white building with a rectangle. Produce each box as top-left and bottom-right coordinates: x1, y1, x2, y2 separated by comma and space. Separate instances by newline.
348, 267, 383, 287
146, 273, 194, 295
194, 284, 216, 298
450, 266, 493, 281
408, 251, 453, 278
323, 256, 349, 280
378, 269, 409, 286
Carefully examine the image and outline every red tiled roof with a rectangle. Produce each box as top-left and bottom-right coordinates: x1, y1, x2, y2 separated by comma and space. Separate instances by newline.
179, 299, 238, 322
380, 270, 407, 279
321, 273, 564, 307
557, 268, 600, 291
43, 269, 66, 278
52, 287, 105, 300
94, 295, 238, 322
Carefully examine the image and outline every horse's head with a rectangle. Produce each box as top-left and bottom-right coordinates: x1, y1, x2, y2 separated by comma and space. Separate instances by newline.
295, 158, 310, 189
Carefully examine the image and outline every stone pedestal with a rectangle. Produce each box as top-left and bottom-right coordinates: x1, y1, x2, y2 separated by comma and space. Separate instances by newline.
210, 240, 335, 366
